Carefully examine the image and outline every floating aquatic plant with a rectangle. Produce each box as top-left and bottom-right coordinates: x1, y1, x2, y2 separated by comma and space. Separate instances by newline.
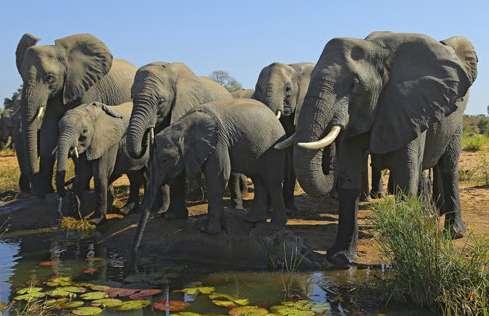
71, 306, 103, 315
116, 299, 151, 311
59, 216, 95, 231
152, 300, 189, 312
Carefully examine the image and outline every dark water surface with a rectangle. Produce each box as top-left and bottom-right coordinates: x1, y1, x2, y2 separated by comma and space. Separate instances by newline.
0, 232, 433, 315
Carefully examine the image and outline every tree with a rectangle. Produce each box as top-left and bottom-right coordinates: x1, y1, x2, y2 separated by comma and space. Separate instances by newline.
209, 70, 242, 92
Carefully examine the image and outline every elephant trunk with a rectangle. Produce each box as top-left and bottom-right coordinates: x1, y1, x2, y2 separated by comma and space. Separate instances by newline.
265, 83, 285, 118
293, 80, 348, 197
127, 99, 154, 159
55, 131, 75, 195
21, 85, 49, 177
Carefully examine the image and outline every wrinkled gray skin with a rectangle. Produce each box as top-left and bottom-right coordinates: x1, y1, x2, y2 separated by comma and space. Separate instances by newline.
289, 32, 477, 266
16, 33, 136, 197
127, 62, 245, 218
56, 102, 146, 224
133, 99, 287, 253
252, 62, 314, 210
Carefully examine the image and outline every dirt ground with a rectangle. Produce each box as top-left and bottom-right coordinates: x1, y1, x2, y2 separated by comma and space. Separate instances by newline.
0, 147, 488, 266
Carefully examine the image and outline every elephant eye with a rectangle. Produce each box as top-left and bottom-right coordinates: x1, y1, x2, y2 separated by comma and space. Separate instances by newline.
45, 73, 56, 84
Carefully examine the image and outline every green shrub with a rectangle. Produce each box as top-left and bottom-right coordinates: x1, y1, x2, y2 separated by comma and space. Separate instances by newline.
462, 134, 487, 152
371, 196, 488, 315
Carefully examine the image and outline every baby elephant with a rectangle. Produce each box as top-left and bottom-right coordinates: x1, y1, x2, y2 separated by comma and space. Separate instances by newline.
56, 101, 147, 224
133, 99, 287, 250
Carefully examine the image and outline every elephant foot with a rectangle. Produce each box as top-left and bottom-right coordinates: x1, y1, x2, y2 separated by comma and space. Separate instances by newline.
271, 213, 287, 228
230, 200, 244, 210
285, 202, 298, 215
119, 201, 139, 216
369, 190, 385, 199
244, 209, 267, 223
200, 218, 222, 235
326, 250, 355, 269
444, 217, 466, 240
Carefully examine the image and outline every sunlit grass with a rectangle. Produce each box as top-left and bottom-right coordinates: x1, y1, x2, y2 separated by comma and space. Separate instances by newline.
462, 134, 488, 152
371, 196, 489, 315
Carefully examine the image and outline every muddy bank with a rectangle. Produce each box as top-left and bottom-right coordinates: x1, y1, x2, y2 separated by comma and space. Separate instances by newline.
0, 192, 329, 270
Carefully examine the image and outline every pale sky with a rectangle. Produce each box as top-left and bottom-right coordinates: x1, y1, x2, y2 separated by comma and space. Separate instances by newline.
1, 0, 487, 114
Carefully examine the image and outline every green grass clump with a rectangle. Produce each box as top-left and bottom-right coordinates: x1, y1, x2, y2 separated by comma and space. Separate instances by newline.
371, 196, 488, 315
462, 134, 487, 152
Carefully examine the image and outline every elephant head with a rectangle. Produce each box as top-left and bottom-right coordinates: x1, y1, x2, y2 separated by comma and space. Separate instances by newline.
55, 102, 124, 195
146, 109, 218, 196
127, 62, 211, 159
283, 32, 476, 196
15, 33, 113, 177
253, 63, 313, 122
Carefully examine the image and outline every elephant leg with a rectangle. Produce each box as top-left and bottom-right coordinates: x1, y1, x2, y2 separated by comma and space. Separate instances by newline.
359, 152, 370, 201
438, 135, 465, 239
263, 155, 287, 228
202, 153, 230, 234
91, 166, 109, 225
245, 176, 269, 223
72, 157, 92, 217
166, 174, 188, 219
228, 172, 244, 209
432, 166, 445, 211
327, 136, 368, 267
283, 147, 298, 212
36, 119, 58, 196
120, 171, 144, 215
388, 134, 426, 197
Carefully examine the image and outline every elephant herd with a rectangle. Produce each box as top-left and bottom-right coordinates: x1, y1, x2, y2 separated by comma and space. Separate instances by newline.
10, 31, 477, 267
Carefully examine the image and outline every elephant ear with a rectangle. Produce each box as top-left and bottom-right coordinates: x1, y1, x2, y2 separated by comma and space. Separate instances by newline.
16, 33, 40, 80
370, 36, 474, 154
179, 109, 219, 176
170, 76, 211, 123
55, 34, 113, 106
86, 102, 124, 160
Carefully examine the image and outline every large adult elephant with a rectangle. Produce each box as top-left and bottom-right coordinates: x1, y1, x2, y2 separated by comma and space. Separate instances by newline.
277, 32, 477, 266
15, 33, 136, 196
252, 62, 314, 211
126, 62, 234, 218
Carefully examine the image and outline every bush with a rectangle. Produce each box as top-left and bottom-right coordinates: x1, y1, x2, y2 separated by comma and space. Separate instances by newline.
371, 196, 488, 315
462, 134, 487, 152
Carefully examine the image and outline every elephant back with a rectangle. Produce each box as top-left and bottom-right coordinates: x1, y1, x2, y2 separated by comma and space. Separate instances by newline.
81, 59, 137, 107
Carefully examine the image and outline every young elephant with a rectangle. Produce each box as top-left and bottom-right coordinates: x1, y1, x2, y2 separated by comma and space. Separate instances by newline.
55, 101, 147, 224
133, 99, 287, 251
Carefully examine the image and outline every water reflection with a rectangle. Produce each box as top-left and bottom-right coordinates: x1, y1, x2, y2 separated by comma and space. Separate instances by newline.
0, 241, 19, 303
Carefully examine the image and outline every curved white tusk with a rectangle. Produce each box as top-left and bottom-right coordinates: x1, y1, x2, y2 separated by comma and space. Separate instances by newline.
36, 105, 45, 121
149, 127, 155, 146
274, 132, 296, 150
73, 147, 79, 159
275, 110, 282, 120
297, 125, 341, 150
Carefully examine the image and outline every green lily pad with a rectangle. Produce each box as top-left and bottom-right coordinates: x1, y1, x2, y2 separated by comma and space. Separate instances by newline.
311, 302, 331, 313
209, 293, 249, 305
80, 292, 107, 300
270, 305, 314, 316
46, 276, 72, 287
45, 298, 68, 307
178, 286, 215, 295
173, 313, 202, 316
72, 306, 103, 315
16, 287, 43, 294
47, 288, 76, 298
212, 299, 237, 308
61, 300, 85, 308
58, 286, 87, 293
78, 283, 111, 292
14, 291, 46, 301
116, 299, 151, 311
229, 306, 269, 316
91, 298, 123, 308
